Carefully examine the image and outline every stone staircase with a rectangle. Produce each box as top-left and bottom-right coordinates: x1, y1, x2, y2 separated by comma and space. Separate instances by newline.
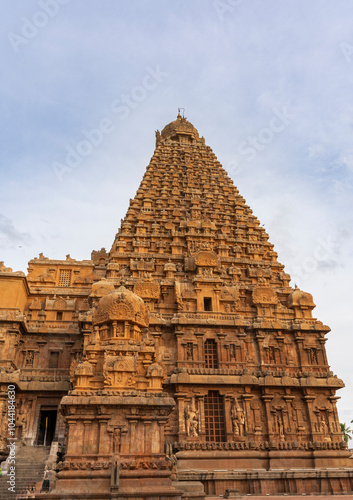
0, 445, 50, 499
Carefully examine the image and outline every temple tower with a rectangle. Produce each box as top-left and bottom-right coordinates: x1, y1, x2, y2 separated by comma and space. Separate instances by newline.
105, 113, 352, 495
0, 114, 352, 498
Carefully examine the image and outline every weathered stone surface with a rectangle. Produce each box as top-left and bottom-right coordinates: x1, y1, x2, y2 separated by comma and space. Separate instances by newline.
0, 113, 352, 498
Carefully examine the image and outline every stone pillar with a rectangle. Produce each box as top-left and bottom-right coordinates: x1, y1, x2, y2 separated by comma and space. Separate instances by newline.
66, 420, 77, 455
82, 332, 90, 352
177, 396, 186, 439
198, 395, 206, 439
7, 331, 19, 361
262, 395, 274, 440
255, 331, 265, 366
82, 419, 92, 454
217, 332, 226, 364
144, 420, 152, 454
303, 395, 317, 440
129, 419, 139, 454
292, 398, 306, 435
151, 420, 160, 454
243, 394, 253, 435
213, 286, 221, 311
158, 420, 164, 454
328, 396, 341, 438
318, 338, 328, 366
224, 395, 234, 441
151, 331, 162, 352
294, 334, 305, 368
98, 418, 110, 455
250, 398, 263, 437
283, 396, 294, 435
175, 330, 184, 366
195, 331, 205, 363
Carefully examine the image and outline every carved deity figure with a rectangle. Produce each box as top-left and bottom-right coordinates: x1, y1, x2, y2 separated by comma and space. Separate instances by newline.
229, 344, 236, 361
113, 427, 121, 454
329, 416, 337, 433
186, 343, 193, 360
320, 414, 328, 434
268, 346, 276, 364
275, 411, 284, 437
16, 401, 29, 442
185, 399, 199, 437
309, 348, 318, 365
231, 399, 246, 437
25, 350, 34, 366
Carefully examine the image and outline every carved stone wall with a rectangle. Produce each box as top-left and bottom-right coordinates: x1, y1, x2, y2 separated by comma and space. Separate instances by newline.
0, 114, 352, 497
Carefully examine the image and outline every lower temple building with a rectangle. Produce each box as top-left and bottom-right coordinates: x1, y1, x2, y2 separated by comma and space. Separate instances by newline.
0, 114, 352, 498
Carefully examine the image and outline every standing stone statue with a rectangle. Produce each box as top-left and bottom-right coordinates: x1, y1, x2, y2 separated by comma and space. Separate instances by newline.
185, 399, 199, 437
231, 399, 246, 437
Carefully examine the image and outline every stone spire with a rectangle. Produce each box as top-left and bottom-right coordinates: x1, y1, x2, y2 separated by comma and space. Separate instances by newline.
108, 114, 290, 293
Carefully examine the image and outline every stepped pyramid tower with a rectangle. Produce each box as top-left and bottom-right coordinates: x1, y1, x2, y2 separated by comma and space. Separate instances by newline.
0, 113, 352, 499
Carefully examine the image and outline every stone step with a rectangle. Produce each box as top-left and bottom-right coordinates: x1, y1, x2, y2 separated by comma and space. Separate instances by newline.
0, 445, 51, 496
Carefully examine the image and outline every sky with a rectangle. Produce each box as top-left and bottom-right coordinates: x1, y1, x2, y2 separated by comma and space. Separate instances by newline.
1, 0, 352, 423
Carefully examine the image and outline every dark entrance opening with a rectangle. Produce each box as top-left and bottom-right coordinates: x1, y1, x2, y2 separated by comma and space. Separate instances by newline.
203, 297, 212, 311
37, 409, 57, 445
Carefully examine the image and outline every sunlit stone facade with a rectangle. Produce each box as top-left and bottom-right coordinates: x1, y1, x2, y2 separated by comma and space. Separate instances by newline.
0, 114, 352, 498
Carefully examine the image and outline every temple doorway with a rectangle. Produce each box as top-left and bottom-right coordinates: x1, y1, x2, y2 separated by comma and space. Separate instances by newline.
37, 409, 57, 445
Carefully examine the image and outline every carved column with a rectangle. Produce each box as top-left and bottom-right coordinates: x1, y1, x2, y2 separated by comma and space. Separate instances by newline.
195, 331, 205, 363
255, 331, 265, 366
175, 330, 184, 366
129, 419, 139, 454
144, 420, 152, 454
328, 396, 341, 439
318, 337, 328, 366
83, 332, 90, 352
7, 330, 20, 362
243, 394, 253, 436
250, 398, 263, 437
243, 337, 252, 364
283, 396, 294, 435
151, 331, 162, 352
217, 332, 226, 364
98, 418, 110, 455
213, 285, 221, 311
224, 394, 234, 441
294, 333, 305, 368
176, 395, 186, 439
82, 419, 92, 454
151, 420, 160, 454
262, 395, 274, 440
197, 395, 206, 440
292, 398, 306, 436
66, 420, 77, 455
303, 395, 317, 440
158, 419, 165, 454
